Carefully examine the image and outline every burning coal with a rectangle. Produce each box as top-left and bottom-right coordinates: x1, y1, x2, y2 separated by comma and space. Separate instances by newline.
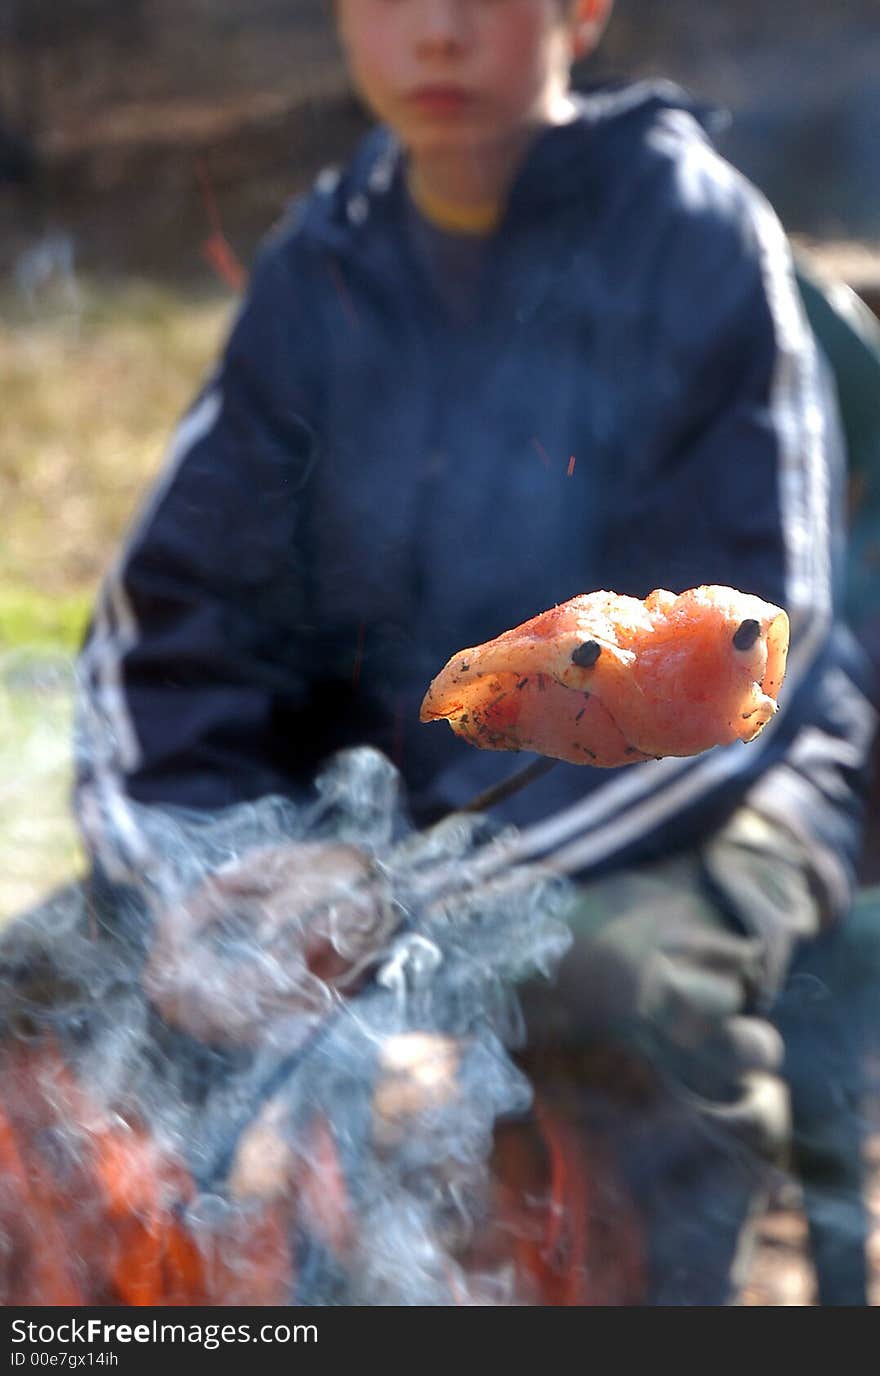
0, 745, 586, 1305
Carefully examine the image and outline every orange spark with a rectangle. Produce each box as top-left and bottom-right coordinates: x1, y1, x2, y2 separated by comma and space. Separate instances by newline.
195, 158, 247, 294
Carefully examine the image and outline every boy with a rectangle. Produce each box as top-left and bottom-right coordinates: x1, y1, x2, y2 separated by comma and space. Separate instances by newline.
75, 0, 875, 1302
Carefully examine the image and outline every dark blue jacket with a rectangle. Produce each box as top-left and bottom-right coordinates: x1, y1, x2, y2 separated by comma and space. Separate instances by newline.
76, 83, 876, 913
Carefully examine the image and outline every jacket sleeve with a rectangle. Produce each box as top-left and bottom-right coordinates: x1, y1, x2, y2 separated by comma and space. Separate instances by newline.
794, 259, 880, 687
75, 239, 321, 881
536, 173, 877, 917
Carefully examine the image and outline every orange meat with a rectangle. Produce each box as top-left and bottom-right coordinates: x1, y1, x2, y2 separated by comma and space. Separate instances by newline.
420, 586, 789, 766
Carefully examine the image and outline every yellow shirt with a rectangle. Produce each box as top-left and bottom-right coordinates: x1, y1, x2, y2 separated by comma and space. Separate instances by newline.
407, 176, 502, 238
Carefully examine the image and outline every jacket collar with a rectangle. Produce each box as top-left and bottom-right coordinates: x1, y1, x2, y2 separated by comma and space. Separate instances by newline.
305, 80, 725, 252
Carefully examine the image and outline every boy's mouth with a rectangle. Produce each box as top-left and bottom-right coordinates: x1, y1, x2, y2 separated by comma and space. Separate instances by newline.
406, 86, 476, 114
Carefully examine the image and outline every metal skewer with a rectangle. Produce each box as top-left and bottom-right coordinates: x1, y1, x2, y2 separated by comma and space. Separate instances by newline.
457, 756, 559, 815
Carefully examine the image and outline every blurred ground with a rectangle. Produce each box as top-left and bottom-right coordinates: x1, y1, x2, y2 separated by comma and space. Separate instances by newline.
0, 279, 233, 912
0, 656, 79, 915
0, 281, 233, 601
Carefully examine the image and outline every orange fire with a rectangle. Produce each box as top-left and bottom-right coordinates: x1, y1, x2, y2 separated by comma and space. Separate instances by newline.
0, 1037, 644, 1306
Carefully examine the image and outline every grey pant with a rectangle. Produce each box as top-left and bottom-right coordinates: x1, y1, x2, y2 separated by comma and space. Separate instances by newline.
517, 807, 827, 1304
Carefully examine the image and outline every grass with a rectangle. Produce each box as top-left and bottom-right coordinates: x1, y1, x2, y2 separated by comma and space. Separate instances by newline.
0, 277, 234, 598
0, 657, 82, 918
0, 275, 235, 918
0, 586, 93, 653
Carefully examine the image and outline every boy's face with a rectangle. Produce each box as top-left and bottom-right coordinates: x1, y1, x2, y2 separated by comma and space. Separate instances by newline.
335, 0, 609, 159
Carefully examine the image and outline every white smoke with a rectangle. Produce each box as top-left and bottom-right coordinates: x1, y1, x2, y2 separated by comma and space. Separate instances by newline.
0, 735, 573, 1305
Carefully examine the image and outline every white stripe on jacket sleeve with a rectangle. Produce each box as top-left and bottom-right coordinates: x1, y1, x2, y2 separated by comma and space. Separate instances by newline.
75, 387, 223, 878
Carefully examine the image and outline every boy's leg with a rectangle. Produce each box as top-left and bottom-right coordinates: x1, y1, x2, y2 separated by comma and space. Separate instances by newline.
518, 807, 825, 1305
773, 894, 880, 1306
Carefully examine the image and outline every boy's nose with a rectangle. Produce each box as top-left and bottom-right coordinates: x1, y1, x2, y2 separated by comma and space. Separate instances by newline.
414, 0, 471, 54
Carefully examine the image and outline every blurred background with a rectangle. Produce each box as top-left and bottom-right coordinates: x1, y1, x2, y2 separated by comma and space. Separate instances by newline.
1, 0, 878, 277
0, 0, 878, 1304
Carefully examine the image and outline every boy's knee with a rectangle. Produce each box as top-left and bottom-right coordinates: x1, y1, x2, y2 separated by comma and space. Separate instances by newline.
516, 814, 824, 1164
524, 806, 825, 1049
